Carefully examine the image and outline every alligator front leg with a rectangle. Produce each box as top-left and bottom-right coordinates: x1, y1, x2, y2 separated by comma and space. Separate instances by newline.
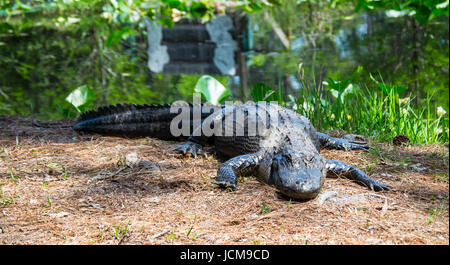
214, 153, 261, 188
326, 159, 390, 191
317, 132, 369, 151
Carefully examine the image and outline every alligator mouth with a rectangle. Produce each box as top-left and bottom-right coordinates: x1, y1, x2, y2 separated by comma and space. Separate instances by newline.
277, 186, 321, 200
272, 166, 325, 200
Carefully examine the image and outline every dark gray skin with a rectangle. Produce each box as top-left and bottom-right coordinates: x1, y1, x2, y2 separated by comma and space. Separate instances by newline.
73, 102, 390, 199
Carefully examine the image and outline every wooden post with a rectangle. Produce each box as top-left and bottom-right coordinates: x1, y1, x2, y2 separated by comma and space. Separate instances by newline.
238, 52, 248, 100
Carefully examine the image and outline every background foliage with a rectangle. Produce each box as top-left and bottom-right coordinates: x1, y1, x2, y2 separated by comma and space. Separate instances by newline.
0, 0, 448, 143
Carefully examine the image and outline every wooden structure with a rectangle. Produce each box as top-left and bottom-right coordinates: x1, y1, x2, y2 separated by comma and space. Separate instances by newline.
146, 12, 250, 97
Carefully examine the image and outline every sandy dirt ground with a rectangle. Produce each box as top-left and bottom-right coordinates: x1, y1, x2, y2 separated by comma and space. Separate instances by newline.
0, 116, 448, 245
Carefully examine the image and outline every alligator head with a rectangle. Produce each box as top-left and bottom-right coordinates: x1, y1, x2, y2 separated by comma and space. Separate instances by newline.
270, 150, 327, 199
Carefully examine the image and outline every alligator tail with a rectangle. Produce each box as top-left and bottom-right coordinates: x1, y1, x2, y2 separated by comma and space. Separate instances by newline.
73, 103, 217, 139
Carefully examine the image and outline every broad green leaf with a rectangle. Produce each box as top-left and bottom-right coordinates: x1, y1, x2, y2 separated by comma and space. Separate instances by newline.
393, 85, 408, 94
370, 73, 389, 94
370, 73, 408, 95
162, 0, 188, 11
341, 83, 360, 102
194, 75, 231, 105
330, 88, 340, 99
324, 77, 350, 92
65, 85, 95, 112
320, 98, 330, 107
329, 83, 359, 103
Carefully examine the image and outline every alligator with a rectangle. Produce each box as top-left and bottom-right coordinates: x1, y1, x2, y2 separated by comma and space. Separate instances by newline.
73, 102, 390, 199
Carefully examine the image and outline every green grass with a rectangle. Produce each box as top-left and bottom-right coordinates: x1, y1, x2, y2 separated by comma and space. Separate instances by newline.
251, 70, 449, 145
287, 198, 292, 211
186, 214, 199, 240
47, 196, 52, 208
9, 168, 18, 185
0, 185, 19, 205
112, 221, 131, 243
166, 231, 176, 242
261, 200, 270, 213
427, 197, 448, 224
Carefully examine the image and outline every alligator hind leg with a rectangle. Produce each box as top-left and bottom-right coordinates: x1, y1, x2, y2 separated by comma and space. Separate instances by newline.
172, 141, 207, 157
317, 132, 370, 151
326, 159, 390, 191
214, 153, 261, 188
173, 104, 228, 157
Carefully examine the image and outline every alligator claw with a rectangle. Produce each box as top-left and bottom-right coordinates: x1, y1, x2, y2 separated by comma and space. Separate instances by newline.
356, 171, 391, 191
343, 136, 370, 150
213, 180, 237, 189
323, 139, 370, 151
172, 141, 206, 157
368, 181, 391, 191
326, 159, 391, 192
346, 142, 370, 151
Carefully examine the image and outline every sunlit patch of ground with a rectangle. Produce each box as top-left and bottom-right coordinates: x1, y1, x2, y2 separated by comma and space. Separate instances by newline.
0, 116, 448, 245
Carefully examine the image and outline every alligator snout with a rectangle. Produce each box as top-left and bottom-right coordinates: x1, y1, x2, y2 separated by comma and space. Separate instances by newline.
271, 152, 326, 199
277, 168, 325, 199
